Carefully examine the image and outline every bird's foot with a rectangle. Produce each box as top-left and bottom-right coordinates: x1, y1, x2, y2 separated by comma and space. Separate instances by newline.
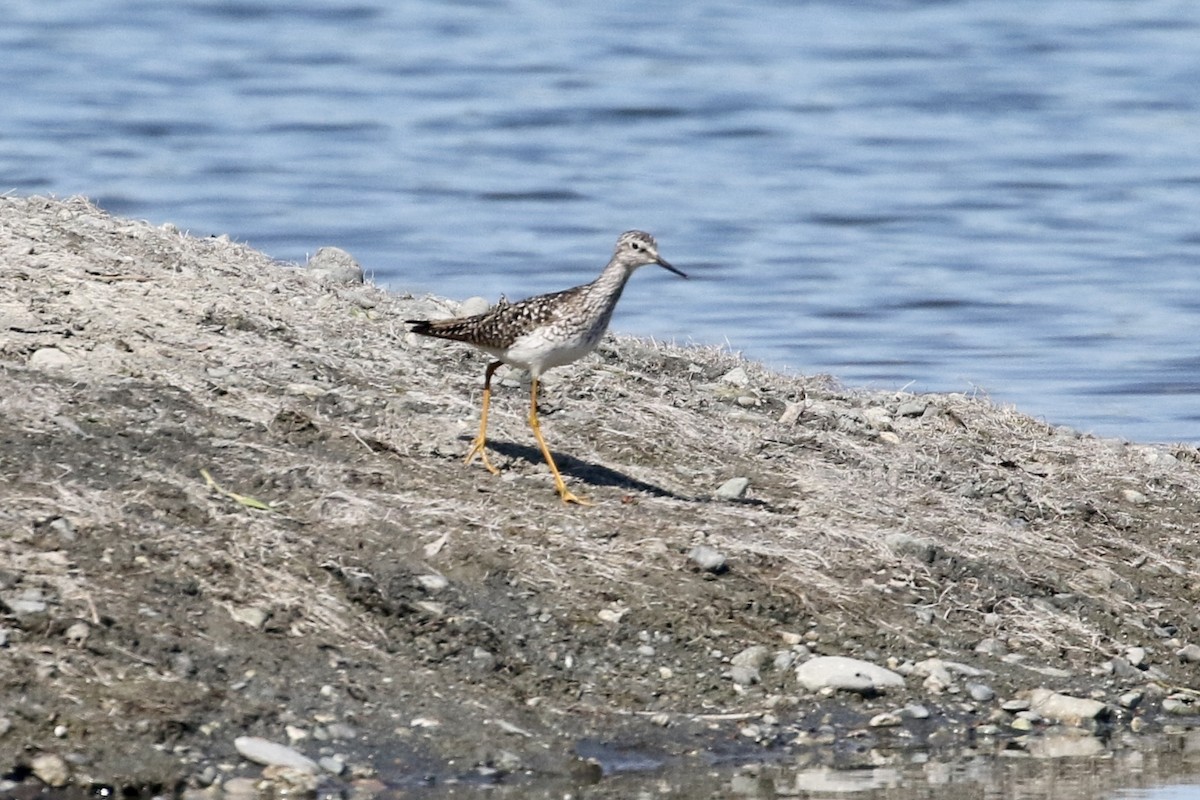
463, 438, 501, 476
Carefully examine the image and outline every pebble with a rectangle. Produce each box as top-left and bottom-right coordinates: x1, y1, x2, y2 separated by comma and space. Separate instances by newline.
731, 645, 771, 671
896, 399, 929, 417
868, 712, 902, 727
319, 755, 347, 776
1125, 646, 1147, 667
31, 752, 71, 787
883, 533, 939, 564
0, 717, 11, 737
8, 594, 48, 616
1028, 688, 1108, 724
221, 777, 260, 800
899, 704, 930, 720
1120, 488, 1149, 505
794, 656, 905, 694
1119, 690, 1144, 709
416, 574, 448, 593
458, 296, 491, 317
1001, 699, 1031, 712
975, 638, 1007, 657
1010, 716, 1034, 731
1178, 644, 1200, 663
233, 736, 319, 773
29, 347, 74, 369
719, 366, 750, 387
966, 683, 996, 702
305, 246, 363, 284
688, 545, 728, 574
64, 621, 89, 647
228, 606, 269, 630
1162, 695, 1197, 716
729, 665, 760, 686
261, 765, 320, 794
773, 651, 797, 671
325, 722, 359, 741
715, 477, 750, 500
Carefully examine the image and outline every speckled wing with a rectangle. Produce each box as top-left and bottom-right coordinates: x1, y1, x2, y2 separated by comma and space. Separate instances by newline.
407, 286, 583, 350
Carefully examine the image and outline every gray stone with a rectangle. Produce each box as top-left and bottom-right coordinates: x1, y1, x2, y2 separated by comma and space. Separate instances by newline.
306, 246, 363, 284
883, 533, 939, 564
318, 755, 346, 776
688, 545, 728, 574
1162, 695, 1197, 716
1177, 644, 1200, 663
1118, 690, 1143, 709
233, 736, 319, 773
731, 645, 770, 671
898, 704, 930, 720
966, 682, 995, 702
729, 665, 759, 686
1125, 646, 1147, 667
794, 656, 905, 694
715, 477, 750, 500
896, 399, 930, 417
325, 722, 358, 741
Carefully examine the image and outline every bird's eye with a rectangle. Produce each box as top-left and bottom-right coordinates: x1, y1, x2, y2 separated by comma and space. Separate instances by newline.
631, 241, 641, 250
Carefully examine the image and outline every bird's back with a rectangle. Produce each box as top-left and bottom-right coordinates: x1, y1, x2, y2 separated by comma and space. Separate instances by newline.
408, 285, 585, 351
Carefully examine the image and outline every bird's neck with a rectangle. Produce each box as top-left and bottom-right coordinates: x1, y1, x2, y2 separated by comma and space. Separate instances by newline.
589, 258, 633, 302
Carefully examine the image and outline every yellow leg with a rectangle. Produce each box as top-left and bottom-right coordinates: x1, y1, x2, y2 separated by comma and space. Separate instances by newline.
463, 361, 502, 476
528, 377, 590, 505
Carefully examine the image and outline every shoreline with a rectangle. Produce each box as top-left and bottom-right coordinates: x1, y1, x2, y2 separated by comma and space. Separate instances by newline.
2, 195, 1200, 797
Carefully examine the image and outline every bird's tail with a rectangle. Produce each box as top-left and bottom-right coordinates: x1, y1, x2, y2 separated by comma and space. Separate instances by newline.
406, 317, 480, 343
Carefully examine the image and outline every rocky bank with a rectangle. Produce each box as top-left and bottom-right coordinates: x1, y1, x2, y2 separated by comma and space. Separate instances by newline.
2, 196, 1200, 798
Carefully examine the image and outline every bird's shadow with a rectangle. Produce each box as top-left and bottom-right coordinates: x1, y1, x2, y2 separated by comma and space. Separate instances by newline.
479, 439, 689, 501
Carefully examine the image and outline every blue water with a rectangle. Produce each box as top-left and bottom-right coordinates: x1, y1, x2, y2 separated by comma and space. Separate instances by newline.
3, 0, 1199, 444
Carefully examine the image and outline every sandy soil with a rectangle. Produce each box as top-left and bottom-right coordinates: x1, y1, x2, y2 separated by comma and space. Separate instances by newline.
2, 196, 1200, 798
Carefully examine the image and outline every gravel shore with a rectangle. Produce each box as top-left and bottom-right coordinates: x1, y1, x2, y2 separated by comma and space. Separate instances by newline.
2, 196, 1199, 798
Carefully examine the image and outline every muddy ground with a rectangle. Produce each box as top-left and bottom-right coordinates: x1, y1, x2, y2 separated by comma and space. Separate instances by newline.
2, 196, 1200, 798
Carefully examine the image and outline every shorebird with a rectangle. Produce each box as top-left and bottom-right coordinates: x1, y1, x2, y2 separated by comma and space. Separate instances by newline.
407, 231, 686, 505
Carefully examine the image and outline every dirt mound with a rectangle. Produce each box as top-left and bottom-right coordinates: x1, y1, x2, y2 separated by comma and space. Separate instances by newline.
2, 196, 1199, 797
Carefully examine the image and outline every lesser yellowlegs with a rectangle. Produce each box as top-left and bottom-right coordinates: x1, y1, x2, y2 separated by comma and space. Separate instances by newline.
407, 230, 686, 505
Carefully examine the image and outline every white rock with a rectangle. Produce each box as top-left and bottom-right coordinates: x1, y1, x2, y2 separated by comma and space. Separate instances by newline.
416, 574, 448, 593
29, 348, 73, 369
719, 366, 750, 387
1027, 689, 1108, 724
233, 736, 319, 773
305, 246, 363, 284
688, 545, 727, 573
458, 296, 491, 317
31, 752, 70, 787
794, 656, 905, 694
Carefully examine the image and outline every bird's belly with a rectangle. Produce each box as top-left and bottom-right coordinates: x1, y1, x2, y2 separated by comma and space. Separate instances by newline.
503, 327, 602, 376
